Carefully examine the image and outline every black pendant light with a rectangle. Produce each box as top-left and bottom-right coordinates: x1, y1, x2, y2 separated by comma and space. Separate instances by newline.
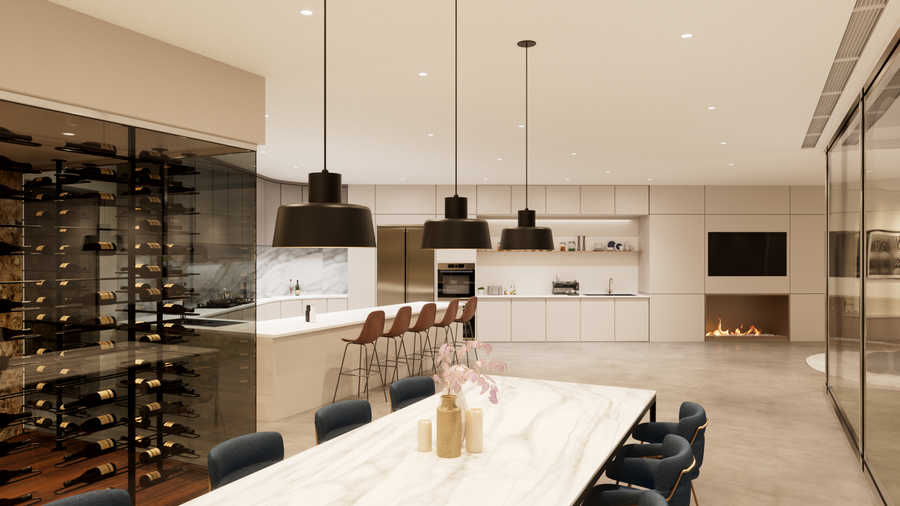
499, 40, 554, 251
272, 0, 376, 248
421, 0, 491, 250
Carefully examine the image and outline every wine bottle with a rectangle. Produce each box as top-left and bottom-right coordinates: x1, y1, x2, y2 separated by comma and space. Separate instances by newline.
161, 322, 187, 335
137, 219, 163, 233
80, 414, 117, 433
0, 439, 32, 457
0, 413, 31, 428
0, 467, 32, 485
81, 316, 117, 328
165, 384, 195, 396
25, 381, 52, 393
126, 186, 153, 196
71, 291, 117, 306
139, 150, 170, 164
82, 242, 117, 254
133, 321, 152, 330
139, 441, 188, 464
65, 165, 117, 181
26, 399, 51, 410
164, 243, 190, 255
0, 493, 33, 506
63, 191, 116, 203
167, 182, 195, 193
139, 173, 163, 186
126, 417, 151, 429
58, 280, 86, 291
121, 435, 153, 448
34, 296, 53, 307
30, 210, 52, 221
139, 466, 183, 488
55, 173, 84, 184
57, 368, 84, 381
35, 348, 52, 355
60, 141, 117, 157
63, 438, 117, 461
162, 283, 192, 298
30, 192, 54, 201
138, 196, 162, 209
0, 156, 33, 173
57, 244, 79, 254
135, 242, 162, 254
62, 463, 117, 487
86, 340, 116, 350
59, 389, 116, 411
138, 378, 183, 395
59, 421, 79, 433
58, 315, 80, 325
139, 334, 162, 343
0, 299, 26, 313
138, 401, 173, 418
166, 402, 194, 416
57, 209, 85, 221
33, 417, 52, 428
25, 176, 52, 186
58, 262, 84, 273
0, 242, 26, 254
160, 303, 190, 315
163, 163, 188, 175
162, 362, 194, 375
0, 185, 26, 197
166, 203, 194, 214
0, 327, 30, 341
135, 264, 162, 278
33, 244, 52, 254
160, 421, 193, 435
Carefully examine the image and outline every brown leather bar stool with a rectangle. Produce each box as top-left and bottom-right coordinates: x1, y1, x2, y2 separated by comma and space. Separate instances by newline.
455, 296, 478, 365
431, 299, 460, 360
406, 303, 437, 376
332, 310, 387, 403
379, 306, 412, 386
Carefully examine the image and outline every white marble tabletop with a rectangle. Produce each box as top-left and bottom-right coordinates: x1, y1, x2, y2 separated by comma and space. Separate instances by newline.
183, 376, 656, 506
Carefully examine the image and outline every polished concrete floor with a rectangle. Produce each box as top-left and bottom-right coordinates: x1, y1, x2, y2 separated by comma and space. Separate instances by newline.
258, 341, 880, 506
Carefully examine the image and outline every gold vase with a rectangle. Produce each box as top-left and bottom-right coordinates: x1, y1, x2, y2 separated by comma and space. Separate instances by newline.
436, 395, 461, 458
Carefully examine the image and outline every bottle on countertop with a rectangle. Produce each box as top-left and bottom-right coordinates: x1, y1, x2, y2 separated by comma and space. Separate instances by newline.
295, 279, 300, 296
306, 304, 316, 323
288, 279, 293, 296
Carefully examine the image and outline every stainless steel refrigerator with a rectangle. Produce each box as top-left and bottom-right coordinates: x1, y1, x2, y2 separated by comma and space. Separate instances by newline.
377, 226, 435, 305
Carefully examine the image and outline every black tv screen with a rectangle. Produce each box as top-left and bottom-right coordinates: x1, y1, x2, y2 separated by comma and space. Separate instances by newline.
708, 232, 787, 276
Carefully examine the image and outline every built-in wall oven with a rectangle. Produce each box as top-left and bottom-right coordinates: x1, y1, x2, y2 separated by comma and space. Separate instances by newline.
437, 263, 475, 301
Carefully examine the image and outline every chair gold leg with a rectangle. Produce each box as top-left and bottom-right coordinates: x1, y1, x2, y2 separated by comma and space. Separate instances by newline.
691, 482, 699, 506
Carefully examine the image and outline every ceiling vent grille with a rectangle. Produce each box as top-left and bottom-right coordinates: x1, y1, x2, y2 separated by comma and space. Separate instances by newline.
801, 0, 887, 149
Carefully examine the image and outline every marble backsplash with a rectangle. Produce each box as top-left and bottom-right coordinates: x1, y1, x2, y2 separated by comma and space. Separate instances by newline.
257, 246, 348, 297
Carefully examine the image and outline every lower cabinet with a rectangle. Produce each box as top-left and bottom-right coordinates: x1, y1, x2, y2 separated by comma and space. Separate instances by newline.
581, 299, 615, 341
546, 300, 581, 341
614, 299, 650, 342
478, 299, 511, 341
511, 299, 547, 341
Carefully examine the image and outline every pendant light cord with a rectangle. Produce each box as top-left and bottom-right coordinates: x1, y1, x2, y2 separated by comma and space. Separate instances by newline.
524, 42, 529, 210
454, 0, 458, 197
323, 0, 328, 173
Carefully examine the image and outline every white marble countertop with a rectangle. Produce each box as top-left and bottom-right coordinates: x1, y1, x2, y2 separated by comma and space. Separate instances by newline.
183, 376, 656, 506
479, 294, 650, 299
256, 301, 451, 339
257, 294, 349, 304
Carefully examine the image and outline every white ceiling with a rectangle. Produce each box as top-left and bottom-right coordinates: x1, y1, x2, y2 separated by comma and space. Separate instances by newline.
45, 0, 892, 187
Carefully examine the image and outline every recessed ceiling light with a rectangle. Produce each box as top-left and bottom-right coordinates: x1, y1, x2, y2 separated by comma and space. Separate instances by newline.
300, 10, 313, 15
681, 33, 693, 39
571, 153, 577, 155
68, 123, 77, 127
62, 133, 75, 136
418, 72, 428, 77
729, 164, 734, 166
483, 178, 488, 180
565, 178, 570, 181
648, 178, 652, 181
518, 125, 525, 128
261, 151, 266, 154
720, 142, 727, 145
497, 158, 502, 161
265, 114, 269, 118
707, 107, 716, 110
606, 171, 610, 173
294, 166, 298, 169
428, 133, 434, 136
401, 177, 405, 180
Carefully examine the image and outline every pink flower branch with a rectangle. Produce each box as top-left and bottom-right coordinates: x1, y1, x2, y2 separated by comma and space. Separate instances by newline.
432, 341, 507, 404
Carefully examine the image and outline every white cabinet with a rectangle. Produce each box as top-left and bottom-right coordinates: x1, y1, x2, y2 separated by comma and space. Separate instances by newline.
280, 298, 306, 318
615, 299, 649, 341
580, 299, 615, 341
546, 300, 580, 341
258, 302, 280, 321
580, 186, 615, 215
546, 186, 581, 215
511, 186, 546, 214
511, 299, 546, 341
478, 299, 511, 342
327, 298, 349, 313
375, 185, 436, 215
477, 186, 512, 215
615, 186, 649, 215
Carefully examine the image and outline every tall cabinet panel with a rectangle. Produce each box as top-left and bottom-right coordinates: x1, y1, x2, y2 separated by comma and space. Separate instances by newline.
0, 99, 257, 505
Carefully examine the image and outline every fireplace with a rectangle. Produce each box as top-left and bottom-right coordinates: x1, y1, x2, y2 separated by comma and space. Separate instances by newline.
705, 294, 789, 341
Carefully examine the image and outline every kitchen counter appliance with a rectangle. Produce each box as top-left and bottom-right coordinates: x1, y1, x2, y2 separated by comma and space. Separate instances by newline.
437, 263, 475, 301
552, 279, 580, 295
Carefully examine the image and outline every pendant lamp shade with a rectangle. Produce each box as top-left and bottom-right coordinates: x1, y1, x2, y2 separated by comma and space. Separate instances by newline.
420, 0, 491, 250
271, 0, 375, 249
499, 40, 554, 251
422, 196, 491, 249
272, 171, 375, 248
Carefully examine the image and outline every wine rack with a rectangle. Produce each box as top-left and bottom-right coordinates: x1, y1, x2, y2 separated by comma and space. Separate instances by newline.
0, 99, 258, 505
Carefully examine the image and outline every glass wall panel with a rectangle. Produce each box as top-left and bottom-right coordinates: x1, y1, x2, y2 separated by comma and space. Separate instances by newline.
828, 110, 862, 444
863, 60, 900, 503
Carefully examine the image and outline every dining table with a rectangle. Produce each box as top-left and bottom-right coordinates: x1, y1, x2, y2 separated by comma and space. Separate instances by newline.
182, 375, 657, 506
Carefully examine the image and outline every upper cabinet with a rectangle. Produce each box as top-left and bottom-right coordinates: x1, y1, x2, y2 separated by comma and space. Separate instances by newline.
546, 186, 581, 214
615, 186, 649, 215
375, 185, 436, 214
477, 185, 512, 215
581, 186, 615, 215
511, 185, 546, 214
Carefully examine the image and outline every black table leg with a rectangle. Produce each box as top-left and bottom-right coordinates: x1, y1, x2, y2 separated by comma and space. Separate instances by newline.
650, 398, 656, 422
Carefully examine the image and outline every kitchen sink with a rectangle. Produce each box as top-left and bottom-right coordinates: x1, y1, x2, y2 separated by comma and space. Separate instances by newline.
584, 293, 637, 296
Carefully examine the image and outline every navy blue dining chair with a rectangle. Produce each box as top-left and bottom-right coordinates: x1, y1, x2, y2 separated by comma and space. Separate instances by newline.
584, 434, 695, 506
208, 431, 284, 490
315, 399, 372, 444
46, 489, 131, 506
613, 402, 707, 505
389, 376, 435, 412
638, 490, 670, 506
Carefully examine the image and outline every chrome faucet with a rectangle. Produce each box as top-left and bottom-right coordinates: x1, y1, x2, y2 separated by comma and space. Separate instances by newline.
608, 278, 613, 294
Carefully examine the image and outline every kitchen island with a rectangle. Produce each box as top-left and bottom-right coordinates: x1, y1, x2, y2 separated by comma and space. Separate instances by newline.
477, 294, 649, 342
256, 301, 451, 422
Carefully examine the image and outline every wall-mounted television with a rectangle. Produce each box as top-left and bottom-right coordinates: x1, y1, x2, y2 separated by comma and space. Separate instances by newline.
708, 232, 787, 277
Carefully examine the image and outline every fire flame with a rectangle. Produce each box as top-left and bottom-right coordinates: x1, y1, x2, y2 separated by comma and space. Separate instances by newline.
706, 318, 762, 336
